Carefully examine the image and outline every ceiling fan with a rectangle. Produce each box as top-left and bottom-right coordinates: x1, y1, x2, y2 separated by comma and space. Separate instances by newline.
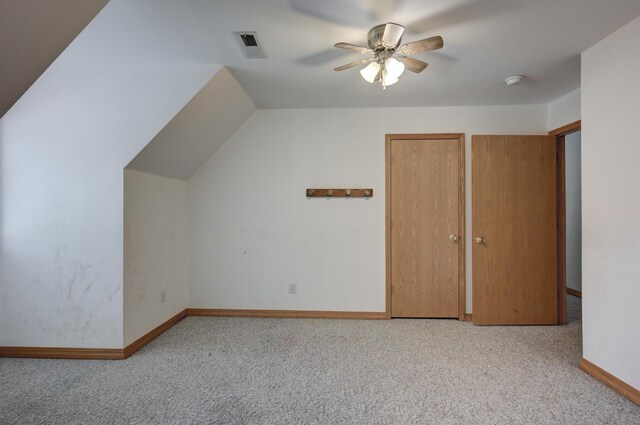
334, 22, 443, 89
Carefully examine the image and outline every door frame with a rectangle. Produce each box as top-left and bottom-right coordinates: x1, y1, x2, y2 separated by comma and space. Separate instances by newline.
549, 120, 581, 325
385, 133, 466, 320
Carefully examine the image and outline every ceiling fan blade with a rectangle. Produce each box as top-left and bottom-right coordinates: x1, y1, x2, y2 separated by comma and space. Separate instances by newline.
381, 22, 405, 48
397, 56, 429, 73
399, 36, 444, 55
334, 58, 374, 71
334, 42, 373, 54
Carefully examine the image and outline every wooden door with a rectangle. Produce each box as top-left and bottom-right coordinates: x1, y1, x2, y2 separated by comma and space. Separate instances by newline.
472, 135, 557, 325
388, 135, 464, 318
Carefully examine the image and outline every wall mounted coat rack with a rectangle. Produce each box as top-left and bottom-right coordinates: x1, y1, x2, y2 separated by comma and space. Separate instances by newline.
306, 188, 373, 198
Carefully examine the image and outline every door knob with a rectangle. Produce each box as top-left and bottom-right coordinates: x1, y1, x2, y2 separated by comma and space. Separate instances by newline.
475, 236, 486, 244
449, 234, 458, 242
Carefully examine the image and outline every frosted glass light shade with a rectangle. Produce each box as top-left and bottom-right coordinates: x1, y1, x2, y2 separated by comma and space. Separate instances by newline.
360, 62, 381, 83
381, 70, 399, 86
384, 57, 405, 79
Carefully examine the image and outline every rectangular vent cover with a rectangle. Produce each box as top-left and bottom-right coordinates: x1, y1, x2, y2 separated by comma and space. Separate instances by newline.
232, 31, 267, 58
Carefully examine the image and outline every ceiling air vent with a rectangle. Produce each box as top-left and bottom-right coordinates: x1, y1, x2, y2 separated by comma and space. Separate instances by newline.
232, 31, 267, 58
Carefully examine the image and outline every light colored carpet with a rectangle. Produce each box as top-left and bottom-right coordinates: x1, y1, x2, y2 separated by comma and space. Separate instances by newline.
1, 296, 638, 424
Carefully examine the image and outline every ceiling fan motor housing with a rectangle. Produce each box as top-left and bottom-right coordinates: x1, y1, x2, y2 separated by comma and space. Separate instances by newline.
367, 24, 403, 51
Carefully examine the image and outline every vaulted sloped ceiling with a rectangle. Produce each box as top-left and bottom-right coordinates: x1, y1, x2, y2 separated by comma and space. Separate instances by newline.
127, 67, 257, 180
0, 0, 109, 118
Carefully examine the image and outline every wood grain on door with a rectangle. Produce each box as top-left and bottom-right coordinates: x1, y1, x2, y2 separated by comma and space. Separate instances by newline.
472, 135, 557, 325
390, 137, 461, 318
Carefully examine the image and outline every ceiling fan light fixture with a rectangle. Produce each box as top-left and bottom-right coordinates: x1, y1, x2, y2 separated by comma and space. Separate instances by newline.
360, 61, 381, 83
381, 70, 399, 87
335, 23, 443, 90
384, 57, 405, 79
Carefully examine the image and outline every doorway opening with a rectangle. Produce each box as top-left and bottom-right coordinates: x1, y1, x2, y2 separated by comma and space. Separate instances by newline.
551, 120, 582, 325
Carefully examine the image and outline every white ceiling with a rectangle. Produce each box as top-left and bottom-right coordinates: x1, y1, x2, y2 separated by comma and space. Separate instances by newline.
3, 0, 640, 112
183, 0, 640, 108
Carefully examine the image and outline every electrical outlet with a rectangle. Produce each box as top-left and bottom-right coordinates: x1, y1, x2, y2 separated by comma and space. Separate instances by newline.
288, 283, 297, 294
161, 290, 166, 303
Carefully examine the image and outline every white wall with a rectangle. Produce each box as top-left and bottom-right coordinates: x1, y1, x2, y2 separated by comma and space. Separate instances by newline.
548, 88, 581, 131
582, 16, 640, 389
189, 106, 547, 313
565, 131, 582, 292
0, 0, 220, 348
124, 170, 190, 346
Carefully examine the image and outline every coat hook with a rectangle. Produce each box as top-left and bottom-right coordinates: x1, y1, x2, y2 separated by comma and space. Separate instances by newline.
306, 188, 372, 198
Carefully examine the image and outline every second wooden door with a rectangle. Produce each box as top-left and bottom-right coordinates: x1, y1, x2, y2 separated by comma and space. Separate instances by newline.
472, 135, 558, 325
388, 135, 464, 318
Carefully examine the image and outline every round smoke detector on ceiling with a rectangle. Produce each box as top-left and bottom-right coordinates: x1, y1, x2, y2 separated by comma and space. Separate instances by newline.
505, 75, 524, 86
